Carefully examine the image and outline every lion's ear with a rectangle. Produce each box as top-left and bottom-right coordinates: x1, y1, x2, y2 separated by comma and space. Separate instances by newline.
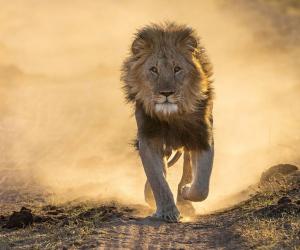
176, 29, 198, 52
131, 36, 151, 55
183, 35, 198, 52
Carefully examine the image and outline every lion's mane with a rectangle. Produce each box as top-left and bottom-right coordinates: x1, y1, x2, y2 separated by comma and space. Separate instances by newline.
121, 22, 214, 151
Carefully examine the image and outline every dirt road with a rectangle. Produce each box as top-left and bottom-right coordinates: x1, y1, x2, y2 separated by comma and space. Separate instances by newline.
0, 166, 299, 249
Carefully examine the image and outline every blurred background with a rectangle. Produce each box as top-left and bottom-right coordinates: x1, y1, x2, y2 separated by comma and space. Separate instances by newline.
0, 0, 299, 213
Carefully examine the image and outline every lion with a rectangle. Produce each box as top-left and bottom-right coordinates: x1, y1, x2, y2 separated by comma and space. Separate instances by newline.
121, 22, 214, 222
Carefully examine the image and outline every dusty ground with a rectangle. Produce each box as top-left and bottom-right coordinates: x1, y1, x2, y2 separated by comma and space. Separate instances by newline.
0, 165, 299, 249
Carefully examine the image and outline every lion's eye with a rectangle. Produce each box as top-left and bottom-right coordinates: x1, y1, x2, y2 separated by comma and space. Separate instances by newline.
150, 66, 158, 74
174, 66, 182, 73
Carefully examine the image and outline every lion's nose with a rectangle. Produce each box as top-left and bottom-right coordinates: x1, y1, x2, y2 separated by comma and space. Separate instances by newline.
160, 91, 175, 97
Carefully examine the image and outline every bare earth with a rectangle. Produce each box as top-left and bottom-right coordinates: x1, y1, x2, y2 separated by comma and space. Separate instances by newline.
0, 166, 299, 249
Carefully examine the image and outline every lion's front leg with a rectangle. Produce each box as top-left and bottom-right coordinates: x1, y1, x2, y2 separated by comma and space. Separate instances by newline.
144, 158, 167, 208
182, 144, 214, 202
139, 136, 180, 222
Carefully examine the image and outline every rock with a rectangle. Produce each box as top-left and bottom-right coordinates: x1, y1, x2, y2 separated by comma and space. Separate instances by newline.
277, 196, 292, 205
260, 164, 298, 183
3, 207, 33, 229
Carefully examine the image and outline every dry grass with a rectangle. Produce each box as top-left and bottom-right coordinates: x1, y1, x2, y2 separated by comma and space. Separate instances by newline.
237, 216, 300, 249
233, 171, 300, 249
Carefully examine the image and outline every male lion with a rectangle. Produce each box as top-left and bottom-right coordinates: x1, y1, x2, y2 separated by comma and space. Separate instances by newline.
121, 23, 214, 222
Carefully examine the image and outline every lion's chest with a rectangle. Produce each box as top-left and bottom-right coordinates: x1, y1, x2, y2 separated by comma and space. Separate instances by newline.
140, 116, 209, 151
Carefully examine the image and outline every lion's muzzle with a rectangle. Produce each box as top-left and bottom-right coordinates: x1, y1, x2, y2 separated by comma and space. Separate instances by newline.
154, 93, 179, 115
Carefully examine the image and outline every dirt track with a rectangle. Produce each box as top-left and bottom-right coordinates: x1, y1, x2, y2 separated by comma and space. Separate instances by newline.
0, 169, 244, 249
0, 166, 299, 249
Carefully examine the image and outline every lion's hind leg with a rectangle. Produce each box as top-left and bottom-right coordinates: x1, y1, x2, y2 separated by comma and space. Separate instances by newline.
177, 150, 196, 216
144, 180, 155, 208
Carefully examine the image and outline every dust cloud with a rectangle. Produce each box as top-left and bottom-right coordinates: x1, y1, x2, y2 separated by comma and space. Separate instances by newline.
0, 0, 299, 212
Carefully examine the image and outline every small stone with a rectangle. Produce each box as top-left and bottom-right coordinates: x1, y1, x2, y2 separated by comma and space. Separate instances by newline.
277, 196, 292, 205
3, 207, 33, 229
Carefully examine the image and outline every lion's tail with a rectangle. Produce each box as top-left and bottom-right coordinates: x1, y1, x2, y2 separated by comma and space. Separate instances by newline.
167, 150, 183, 168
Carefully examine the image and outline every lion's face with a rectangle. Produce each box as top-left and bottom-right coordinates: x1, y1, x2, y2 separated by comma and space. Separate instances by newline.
122, 23, 211, 120
139, 50, 200, 116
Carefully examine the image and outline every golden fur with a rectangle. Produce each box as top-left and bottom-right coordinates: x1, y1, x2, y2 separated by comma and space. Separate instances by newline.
121, 22, 214, 151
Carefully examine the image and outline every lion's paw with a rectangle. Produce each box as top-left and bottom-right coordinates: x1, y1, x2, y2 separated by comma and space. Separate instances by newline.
151, 206, 181, 223
182, 184, 208, 202
177, 200, 196, 217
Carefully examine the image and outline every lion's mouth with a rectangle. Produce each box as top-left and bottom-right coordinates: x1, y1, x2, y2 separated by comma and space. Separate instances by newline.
155, 102, 178, 115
